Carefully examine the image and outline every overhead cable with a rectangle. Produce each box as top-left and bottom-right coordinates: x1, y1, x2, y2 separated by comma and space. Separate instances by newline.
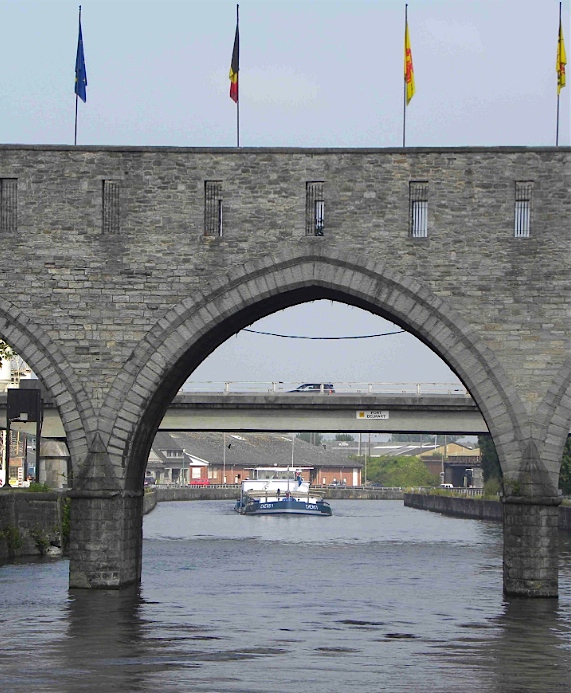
242, 328, 406, 340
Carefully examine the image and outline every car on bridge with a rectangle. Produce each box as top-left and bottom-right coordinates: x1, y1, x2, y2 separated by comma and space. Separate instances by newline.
289, 383, 335, 393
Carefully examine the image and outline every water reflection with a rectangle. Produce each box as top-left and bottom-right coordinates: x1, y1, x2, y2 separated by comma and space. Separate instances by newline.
484, 597, 571, 693
61, 586, 149, 690
0, 501, 569, 693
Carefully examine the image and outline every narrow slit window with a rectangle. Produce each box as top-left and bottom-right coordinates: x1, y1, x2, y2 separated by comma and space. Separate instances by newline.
205, 181, 223, 236
514, 181, 533, 238
102, 180, 120, 235
306, 182, 324, 236
409, 181, 428, 238
0, 178, 17, 234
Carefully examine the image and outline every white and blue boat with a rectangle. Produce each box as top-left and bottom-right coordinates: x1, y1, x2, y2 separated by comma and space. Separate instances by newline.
234, 466, 332, 516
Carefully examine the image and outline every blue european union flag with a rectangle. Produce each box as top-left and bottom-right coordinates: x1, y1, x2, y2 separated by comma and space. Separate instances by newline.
75, 19, 87, 102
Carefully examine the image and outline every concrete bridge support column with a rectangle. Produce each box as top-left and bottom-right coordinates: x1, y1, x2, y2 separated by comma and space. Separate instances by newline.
68, 491, 144, 589
502, 498, 561, 597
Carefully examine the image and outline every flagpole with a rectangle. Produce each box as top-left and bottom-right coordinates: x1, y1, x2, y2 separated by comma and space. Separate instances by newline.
74, 95, 79, 146
556, 1, 562, 146
74, 5, 81, 146
403, 4, 408, 147
236, 4, 240, 148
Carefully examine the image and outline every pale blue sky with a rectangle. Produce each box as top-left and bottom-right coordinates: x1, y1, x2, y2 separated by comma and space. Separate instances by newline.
2, 0, 568, 147
2, 0, 569, 386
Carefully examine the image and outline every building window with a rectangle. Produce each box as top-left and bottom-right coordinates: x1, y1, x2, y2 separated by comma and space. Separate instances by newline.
306, 181, 324, 236
165, 449, 183, 458
0, 178, 17, 234
514, 181, 533, 238
102, 180, 120, 234
409, 181, 428, 238
205, 180, 223, 236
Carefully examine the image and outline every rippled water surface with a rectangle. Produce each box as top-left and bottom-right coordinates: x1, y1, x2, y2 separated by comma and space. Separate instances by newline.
1, 500, 570, 692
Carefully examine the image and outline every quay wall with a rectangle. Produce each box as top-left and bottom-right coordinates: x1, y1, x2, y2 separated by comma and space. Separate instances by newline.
404, 493, 571, 532
149, 486, 404, 505
143, 489, 158, 514
0, 491, 66, 560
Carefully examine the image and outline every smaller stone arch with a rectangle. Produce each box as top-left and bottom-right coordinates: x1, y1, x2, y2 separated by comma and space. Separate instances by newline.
0, 298, 94, 468
527, 357, 571, 492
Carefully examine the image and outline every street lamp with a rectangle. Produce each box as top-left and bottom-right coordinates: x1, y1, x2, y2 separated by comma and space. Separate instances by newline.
223, 432, 226, 484
4, 388, 42, 489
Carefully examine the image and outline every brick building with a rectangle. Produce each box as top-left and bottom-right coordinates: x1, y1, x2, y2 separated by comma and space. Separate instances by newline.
148, 431, 363, 487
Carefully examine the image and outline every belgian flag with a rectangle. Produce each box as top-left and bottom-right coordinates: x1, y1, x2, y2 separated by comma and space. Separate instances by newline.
229, 21, 239, 103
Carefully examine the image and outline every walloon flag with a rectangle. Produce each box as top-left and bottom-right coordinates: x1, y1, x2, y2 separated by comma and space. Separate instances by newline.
557, 14, 567, 94
404, 19, 415, 105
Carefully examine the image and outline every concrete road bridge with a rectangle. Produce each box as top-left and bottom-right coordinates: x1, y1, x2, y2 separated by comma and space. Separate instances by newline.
0, 382, 489, 436
0, 144, 569, 596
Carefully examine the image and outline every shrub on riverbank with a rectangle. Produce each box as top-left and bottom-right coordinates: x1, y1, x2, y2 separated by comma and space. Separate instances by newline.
365, 455, 440, 488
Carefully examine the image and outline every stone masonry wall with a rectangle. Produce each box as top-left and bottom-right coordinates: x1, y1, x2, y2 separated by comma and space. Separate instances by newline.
0, 146, 570, 592
0, 146, 568, 428
0, 491, 65, 560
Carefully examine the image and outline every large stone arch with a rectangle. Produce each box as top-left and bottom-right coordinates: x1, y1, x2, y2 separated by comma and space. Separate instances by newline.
64, 248, 568, 593
94, 247, 562, 492
0, 297, 93, 466
70, 253, 569, 595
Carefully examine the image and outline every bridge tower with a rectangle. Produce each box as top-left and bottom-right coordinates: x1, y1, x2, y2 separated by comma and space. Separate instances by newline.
0, 144, 568, 596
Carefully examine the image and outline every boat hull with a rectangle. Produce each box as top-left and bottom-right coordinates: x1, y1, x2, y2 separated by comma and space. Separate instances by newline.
234, 498, 332, 516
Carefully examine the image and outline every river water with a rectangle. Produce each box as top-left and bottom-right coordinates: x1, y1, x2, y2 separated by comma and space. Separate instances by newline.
1, 500, 570, 692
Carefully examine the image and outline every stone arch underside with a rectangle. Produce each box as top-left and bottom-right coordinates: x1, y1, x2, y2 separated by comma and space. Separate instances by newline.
96, 249, 568, 496
0, 297, 95, 467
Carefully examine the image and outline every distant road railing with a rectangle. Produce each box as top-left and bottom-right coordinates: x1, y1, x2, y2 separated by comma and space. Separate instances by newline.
410, 486, 484, 497
182, 381, 468, 396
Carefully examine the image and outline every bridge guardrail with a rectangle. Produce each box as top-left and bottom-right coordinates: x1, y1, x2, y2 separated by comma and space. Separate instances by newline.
181, 381, 468, 396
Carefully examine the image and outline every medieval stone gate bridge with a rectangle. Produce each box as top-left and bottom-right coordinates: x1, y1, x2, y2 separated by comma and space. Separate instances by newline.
0, 144, 569, 596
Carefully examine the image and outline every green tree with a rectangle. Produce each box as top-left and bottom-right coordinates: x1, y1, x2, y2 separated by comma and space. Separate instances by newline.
334, 434, 354, 442
296, 433, 324, 446
0, 339, 13, 366
478, 434, 502, 482
560, 436, 571, 495
366, 455, 439, 487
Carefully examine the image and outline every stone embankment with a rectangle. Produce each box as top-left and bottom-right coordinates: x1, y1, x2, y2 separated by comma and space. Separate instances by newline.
404, 493, 571, 532
0, 490, 67, 560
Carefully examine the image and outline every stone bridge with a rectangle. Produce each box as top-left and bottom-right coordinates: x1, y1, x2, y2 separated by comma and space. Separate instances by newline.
0, 144, 569, 596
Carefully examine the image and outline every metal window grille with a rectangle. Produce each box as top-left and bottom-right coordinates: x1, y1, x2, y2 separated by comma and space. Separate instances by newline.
0, 178, 17, 234
205, 181, 223, 236
102, 180, 120, 235
306, 182, 324, 236
409, 181, 428, 238
514, 181, 533, 238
